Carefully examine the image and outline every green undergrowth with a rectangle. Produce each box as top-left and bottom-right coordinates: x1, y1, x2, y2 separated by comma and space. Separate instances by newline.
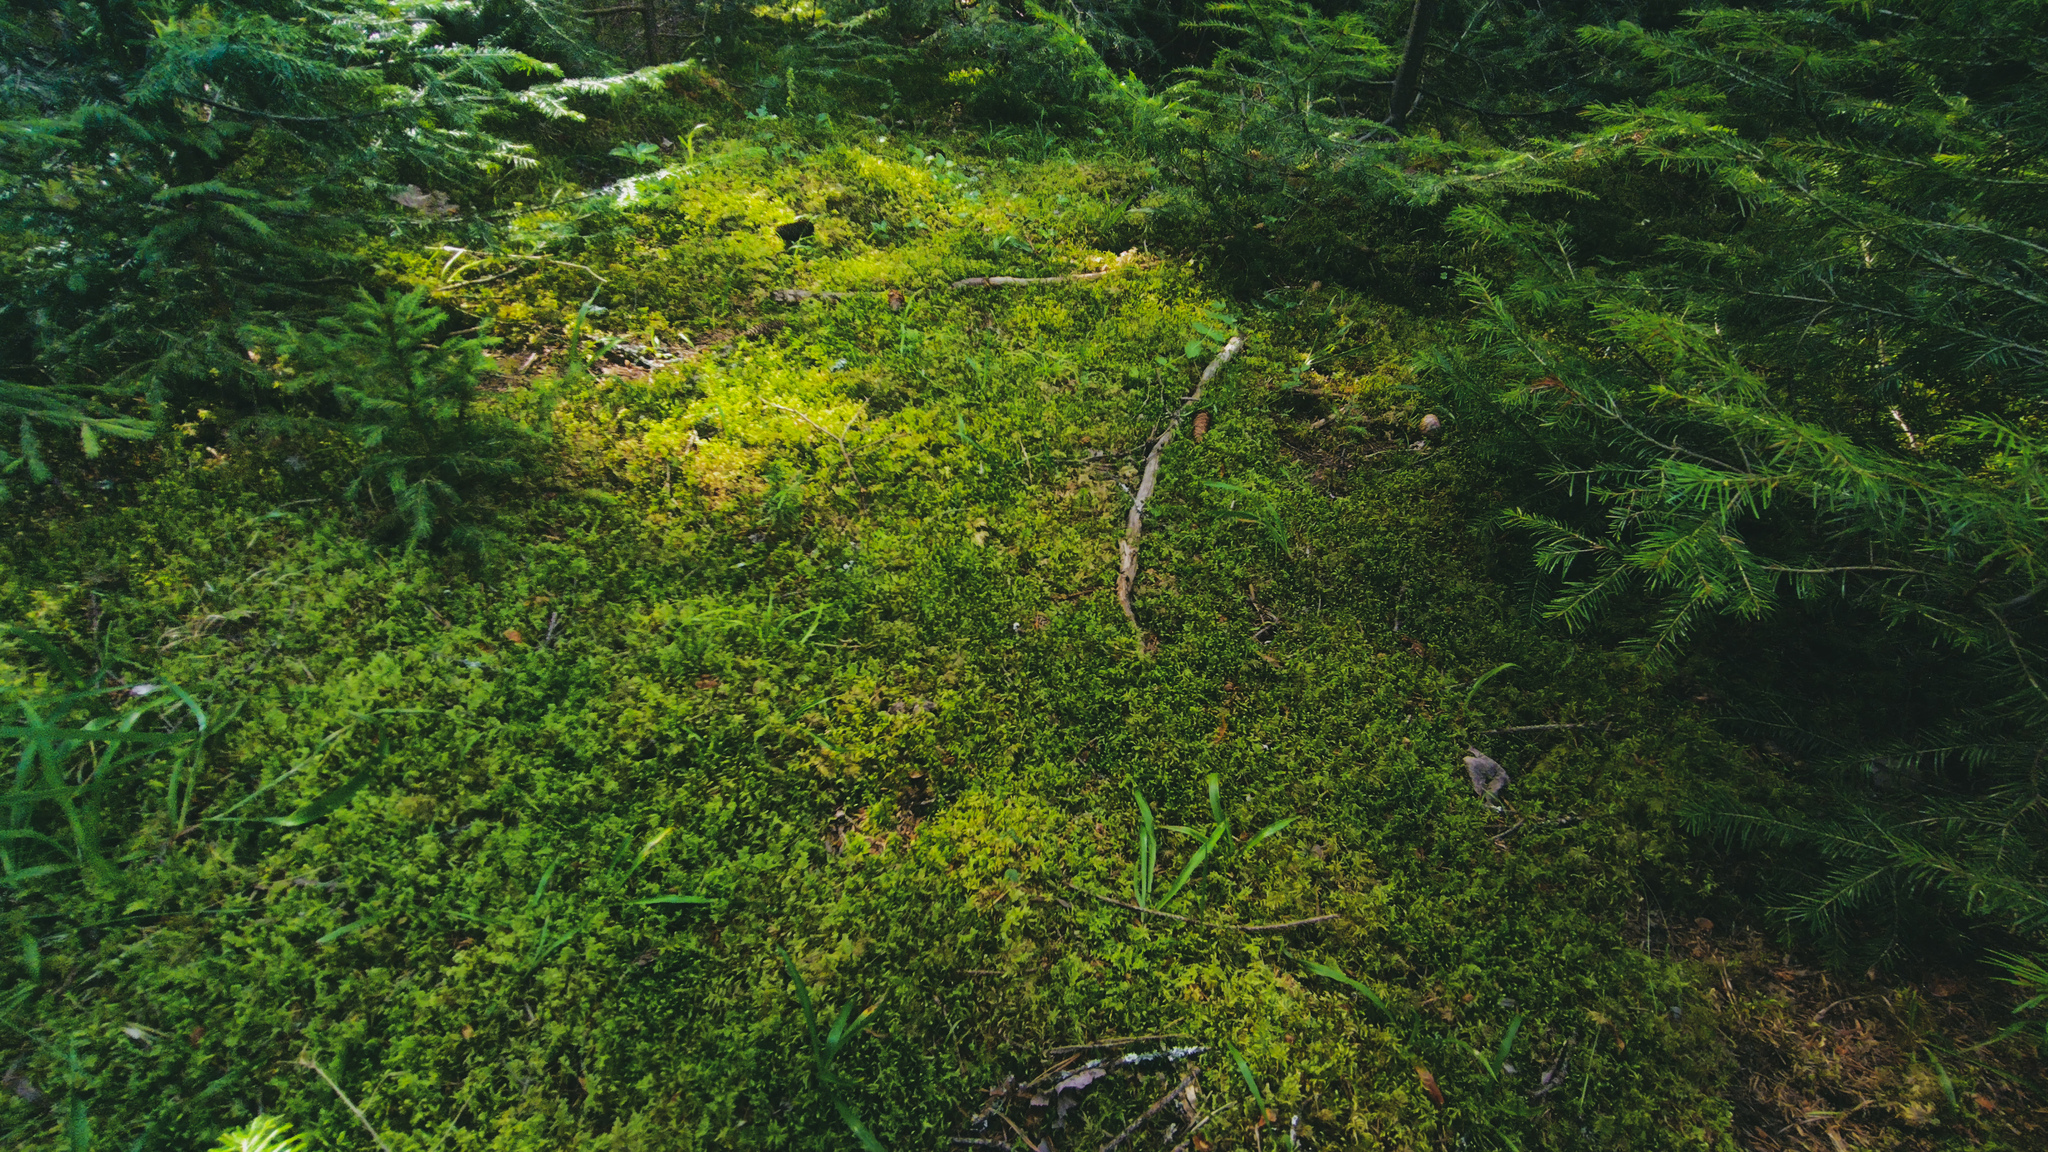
4, 127, 1771, 1151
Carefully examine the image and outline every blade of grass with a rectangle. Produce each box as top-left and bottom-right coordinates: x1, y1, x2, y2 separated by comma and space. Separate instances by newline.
265, 766, 374, 827
1159, 821, 1227, 908
1494, 1013, 1524, 1078
1929, 1050, 1960, 1111
1294, 955, 1394, 1020
1241, 816, 1298, 857
1463, 662, 1519, 706
1225, 1039, 1265, 1113
1135, 791, 1157, 909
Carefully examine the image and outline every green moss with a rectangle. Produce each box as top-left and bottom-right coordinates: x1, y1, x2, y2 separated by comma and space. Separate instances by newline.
3, 124, 1762, 1151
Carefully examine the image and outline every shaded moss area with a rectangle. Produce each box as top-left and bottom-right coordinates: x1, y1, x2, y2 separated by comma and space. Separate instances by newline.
3, 128, 2022, 1151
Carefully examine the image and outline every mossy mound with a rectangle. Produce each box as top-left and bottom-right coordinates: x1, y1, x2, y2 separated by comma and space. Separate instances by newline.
2, 127, 1857, 1152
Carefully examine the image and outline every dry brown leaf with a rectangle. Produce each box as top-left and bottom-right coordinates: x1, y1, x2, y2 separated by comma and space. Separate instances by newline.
1415, 1065, 1444, 1108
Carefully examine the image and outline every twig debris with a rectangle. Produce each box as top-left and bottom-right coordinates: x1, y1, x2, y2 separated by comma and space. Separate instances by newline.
1117, 336, 1245, 635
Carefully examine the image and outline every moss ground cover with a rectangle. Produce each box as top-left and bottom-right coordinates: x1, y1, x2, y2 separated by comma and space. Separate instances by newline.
4, 125, 2031, 1151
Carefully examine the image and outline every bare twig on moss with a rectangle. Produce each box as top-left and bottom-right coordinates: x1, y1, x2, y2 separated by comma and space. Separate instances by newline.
1164, 1107, 1224, 1152
1101, 1071, 1201, 1152
769, 288, 858, 304
951, 270, 1116, 289
762, 402, 864, 494
1072, 885, 1335, 933
1045, 1034, 1194, 1056
299, 1053, 395, 1152
1118, 336, 1245, 632
1237, 914, 1341, 932
1480, 722, 1609, 735
769, 251, 1149, 305
1080, 887, 1195, 923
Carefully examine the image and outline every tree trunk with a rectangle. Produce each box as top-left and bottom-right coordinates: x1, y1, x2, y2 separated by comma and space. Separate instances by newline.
641, 0, 659, 66
1384, 0, 1436, 132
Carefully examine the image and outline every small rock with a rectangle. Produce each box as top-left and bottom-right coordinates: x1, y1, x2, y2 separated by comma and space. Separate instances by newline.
1464, 748, 1509, 807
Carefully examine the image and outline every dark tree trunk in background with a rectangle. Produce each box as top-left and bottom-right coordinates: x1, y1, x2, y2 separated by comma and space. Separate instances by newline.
641, 0, 660, 65
1385, 0, 1436, 132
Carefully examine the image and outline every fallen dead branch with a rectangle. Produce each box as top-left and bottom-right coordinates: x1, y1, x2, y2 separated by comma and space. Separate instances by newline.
1045, 1034, 1194, 1056
768, 288, 858, 304
1118, 336, 1245, 634
1072, 884, 1334, 933
951, 269, 1120, 289
1165, 1107, 1224, 1152
769, 250, 1149, 305
1100, 1071, 1200, 1152
299, 1053, 396, 1152
1237, 913, 1341, 933
761, 402, 863, 495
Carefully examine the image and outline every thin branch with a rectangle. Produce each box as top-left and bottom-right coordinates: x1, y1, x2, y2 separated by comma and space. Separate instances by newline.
1119, 337, 1245, 634
1080, 887, 1194, 923
762, 402, 864, 495
1045, 1034, 1194, 1056
1236, 913, 1342, 932
1101, 1071, 1200, 1152
1072, 885, 1336, 932
952, 270, 1119, 288
1164, 1106, 1226, 1152
299, 1054, 395, 1152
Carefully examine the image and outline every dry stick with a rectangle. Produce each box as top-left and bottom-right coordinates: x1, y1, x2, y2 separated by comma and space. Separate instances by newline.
1045, 1034, 1193, 1056
762, 402, 864, 494
1101, 1071, 1201, 1152
1074, 885, 1336, 932
1078, 887, 1194, 923
769, 254, 1150, 305
768, 271, 1117, 305
952, 269, 1122, 289
1118, 337, 1246, 632
1164, 1107, 1224, 1152
1237, 914, 1342, 933
299, 1053, 395, 1152
1480, 722, 1608, 735
768, 288, 858, 303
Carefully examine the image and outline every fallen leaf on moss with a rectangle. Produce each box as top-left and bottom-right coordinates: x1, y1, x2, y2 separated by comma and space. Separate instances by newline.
1416, 1065, 1444, 1108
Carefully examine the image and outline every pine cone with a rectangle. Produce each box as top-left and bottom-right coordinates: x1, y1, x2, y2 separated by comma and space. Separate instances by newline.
1192, 411, 1211, 442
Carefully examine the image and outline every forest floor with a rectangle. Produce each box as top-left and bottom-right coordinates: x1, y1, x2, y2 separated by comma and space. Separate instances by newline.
3, 125, 2042, 1151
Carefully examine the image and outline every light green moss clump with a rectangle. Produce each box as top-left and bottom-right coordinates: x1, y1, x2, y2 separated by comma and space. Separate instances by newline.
5, 125, 1748, 1151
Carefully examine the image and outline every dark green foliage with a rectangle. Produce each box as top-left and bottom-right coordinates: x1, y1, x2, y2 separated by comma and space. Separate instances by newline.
0, 141, 1765, 1149
2, 633, 217, 895
249, 288, 531, 549
0, 381, 151, 502
0, 0, 677, 503
1414, 2, 2048, 966
10, 0, 2048, 1145
778, 946, 886, 1152
1, 1, 551, 395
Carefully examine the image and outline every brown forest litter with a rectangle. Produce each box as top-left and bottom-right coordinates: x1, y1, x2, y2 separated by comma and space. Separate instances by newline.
1668, 920, 2048, 1150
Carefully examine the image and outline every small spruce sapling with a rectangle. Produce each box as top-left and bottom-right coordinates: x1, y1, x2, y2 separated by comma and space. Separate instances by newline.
251, 287, 532, 549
